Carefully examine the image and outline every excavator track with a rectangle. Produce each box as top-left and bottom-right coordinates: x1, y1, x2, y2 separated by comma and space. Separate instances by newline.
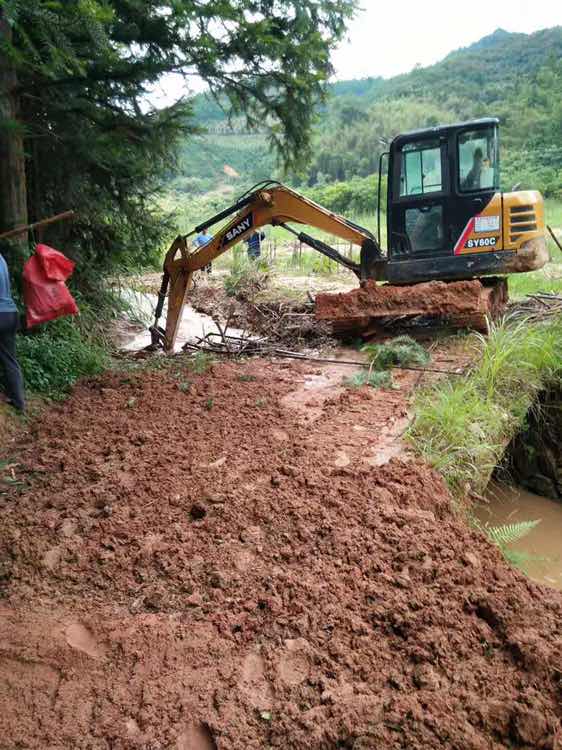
315, 277, 508, 335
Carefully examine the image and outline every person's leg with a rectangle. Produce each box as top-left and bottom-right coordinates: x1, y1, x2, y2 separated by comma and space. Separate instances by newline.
0, 312, 25, 412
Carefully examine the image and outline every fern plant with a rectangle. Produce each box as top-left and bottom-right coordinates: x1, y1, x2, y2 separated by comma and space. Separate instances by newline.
483, 519, 541, 547
472, 518, 542, 574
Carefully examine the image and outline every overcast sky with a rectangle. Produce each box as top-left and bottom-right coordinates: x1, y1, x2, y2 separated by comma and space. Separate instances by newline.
148, 2, 561, 105
332, 0, 562, 80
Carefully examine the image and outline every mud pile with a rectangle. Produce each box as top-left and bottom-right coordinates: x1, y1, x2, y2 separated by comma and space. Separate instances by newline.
1, 360, 561, 749
316, 279, 508, 333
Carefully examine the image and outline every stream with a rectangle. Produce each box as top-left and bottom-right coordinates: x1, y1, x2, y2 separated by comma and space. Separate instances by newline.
117, 289, 245, 352
476, 482, 562, 590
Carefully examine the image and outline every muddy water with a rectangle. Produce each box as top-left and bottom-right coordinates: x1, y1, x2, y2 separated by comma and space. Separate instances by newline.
475, 482, 562, 590
118, 289, 245, 352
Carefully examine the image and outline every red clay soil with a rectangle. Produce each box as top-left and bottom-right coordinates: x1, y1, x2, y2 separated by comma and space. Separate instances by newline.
1, 358, 561, 749
315, 279, 503, 325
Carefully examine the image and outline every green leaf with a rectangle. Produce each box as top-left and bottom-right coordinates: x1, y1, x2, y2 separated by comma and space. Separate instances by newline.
483, 520, 541, 547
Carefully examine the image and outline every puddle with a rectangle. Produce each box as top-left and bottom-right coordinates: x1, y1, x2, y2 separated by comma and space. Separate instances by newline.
117, 289, 245, 352
475, 482, 562, 590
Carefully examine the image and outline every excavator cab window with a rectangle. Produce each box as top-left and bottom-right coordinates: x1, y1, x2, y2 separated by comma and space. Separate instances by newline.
390, 135, 448, 260
458, 127, 499, 193
400, 140, 442, 197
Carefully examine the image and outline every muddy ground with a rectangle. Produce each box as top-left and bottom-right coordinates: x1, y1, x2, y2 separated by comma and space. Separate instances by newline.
1, 346, 562, 749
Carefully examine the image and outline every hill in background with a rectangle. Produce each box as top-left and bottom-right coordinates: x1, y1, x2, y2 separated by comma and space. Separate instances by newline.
170, 26, 562, 221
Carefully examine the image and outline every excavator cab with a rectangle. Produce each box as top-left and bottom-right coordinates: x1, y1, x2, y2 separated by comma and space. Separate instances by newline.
382, 118, 547, 283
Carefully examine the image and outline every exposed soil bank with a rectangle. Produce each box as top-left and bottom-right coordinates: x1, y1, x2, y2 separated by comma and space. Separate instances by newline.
1, 359, 561, 749
498, 384, 562, 501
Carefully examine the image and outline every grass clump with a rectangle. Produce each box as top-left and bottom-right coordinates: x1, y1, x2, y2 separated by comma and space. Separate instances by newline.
344, 336, 429, 391
344, 370, 393, 389
408, 315, 562, 496
362, 336, 429, 370
224, 259, 270, 300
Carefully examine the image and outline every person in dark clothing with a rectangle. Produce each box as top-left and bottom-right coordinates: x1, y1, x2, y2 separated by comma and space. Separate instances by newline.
245, 231, 265, 260
462, 147, 483, 190
0, 253, 25, 412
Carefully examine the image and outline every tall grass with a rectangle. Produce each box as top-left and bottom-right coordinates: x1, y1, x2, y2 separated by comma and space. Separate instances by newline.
407, 315, 562, 496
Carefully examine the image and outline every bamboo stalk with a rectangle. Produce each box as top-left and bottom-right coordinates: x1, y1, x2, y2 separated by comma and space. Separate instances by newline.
0, 210, 75, 241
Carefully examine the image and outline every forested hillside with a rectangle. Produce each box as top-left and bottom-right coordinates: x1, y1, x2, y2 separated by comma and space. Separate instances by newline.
174, 26, 562, 212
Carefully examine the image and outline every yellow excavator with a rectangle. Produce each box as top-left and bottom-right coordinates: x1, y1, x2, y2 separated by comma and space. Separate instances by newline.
151, 117, 547, 350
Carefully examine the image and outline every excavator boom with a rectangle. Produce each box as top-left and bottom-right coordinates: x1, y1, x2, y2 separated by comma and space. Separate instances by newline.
151, 183, 383, 350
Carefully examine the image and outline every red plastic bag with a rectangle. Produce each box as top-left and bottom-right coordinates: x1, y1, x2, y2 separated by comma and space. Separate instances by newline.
36, 243, 75, 281
23, 244, 78, 328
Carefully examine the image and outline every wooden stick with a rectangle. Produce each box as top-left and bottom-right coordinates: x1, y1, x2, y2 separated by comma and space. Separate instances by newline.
547, 225, 562, 253
0, 210, 75, 241
184, 337, 464, 375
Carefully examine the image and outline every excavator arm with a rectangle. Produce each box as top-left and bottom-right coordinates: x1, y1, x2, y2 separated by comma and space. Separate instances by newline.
151, 183, 384, 351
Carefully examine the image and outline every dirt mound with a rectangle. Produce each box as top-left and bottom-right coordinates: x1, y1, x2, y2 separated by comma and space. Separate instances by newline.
315, 279, 508, 333
1, 359, 561, 749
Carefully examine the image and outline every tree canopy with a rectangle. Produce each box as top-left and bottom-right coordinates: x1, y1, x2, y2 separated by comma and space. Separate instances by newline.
0, 0, 357, 273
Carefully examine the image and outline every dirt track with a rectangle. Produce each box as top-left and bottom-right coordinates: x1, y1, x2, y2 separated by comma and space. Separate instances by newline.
1, 356, 561, 749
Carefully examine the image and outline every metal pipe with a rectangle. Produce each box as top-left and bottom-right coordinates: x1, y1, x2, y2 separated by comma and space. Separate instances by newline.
194, 194, 255, 234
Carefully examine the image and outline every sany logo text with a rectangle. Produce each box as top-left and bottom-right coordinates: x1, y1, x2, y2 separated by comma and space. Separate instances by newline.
224, 215, 253, 244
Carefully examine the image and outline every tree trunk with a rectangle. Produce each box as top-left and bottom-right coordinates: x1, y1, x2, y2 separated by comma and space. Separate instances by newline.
0, 9, 28, 258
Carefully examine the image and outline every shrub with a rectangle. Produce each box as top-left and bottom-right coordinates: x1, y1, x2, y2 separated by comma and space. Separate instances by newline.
362, 335, 430, 370
17, 315, 108, 398
223, 260, 270, 300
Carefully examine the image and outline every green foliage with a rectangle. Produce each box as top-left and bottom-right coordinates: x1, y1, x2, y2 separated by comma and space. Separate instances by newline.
471, 317, 562, 407
481, 520, 541, 547
223, 260, 270, 300
16, 316, 108, 397
186, 352, 215, 375
1, 0, 359, 274
176, 28, 562, 200
474, 517, 544, 573
344, 370, 393, 389
362, 336, 430, 370
172, 133, 277, 195
304, 175, 384, 215
344, 336, 430, 391
408, 316, 562, 495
